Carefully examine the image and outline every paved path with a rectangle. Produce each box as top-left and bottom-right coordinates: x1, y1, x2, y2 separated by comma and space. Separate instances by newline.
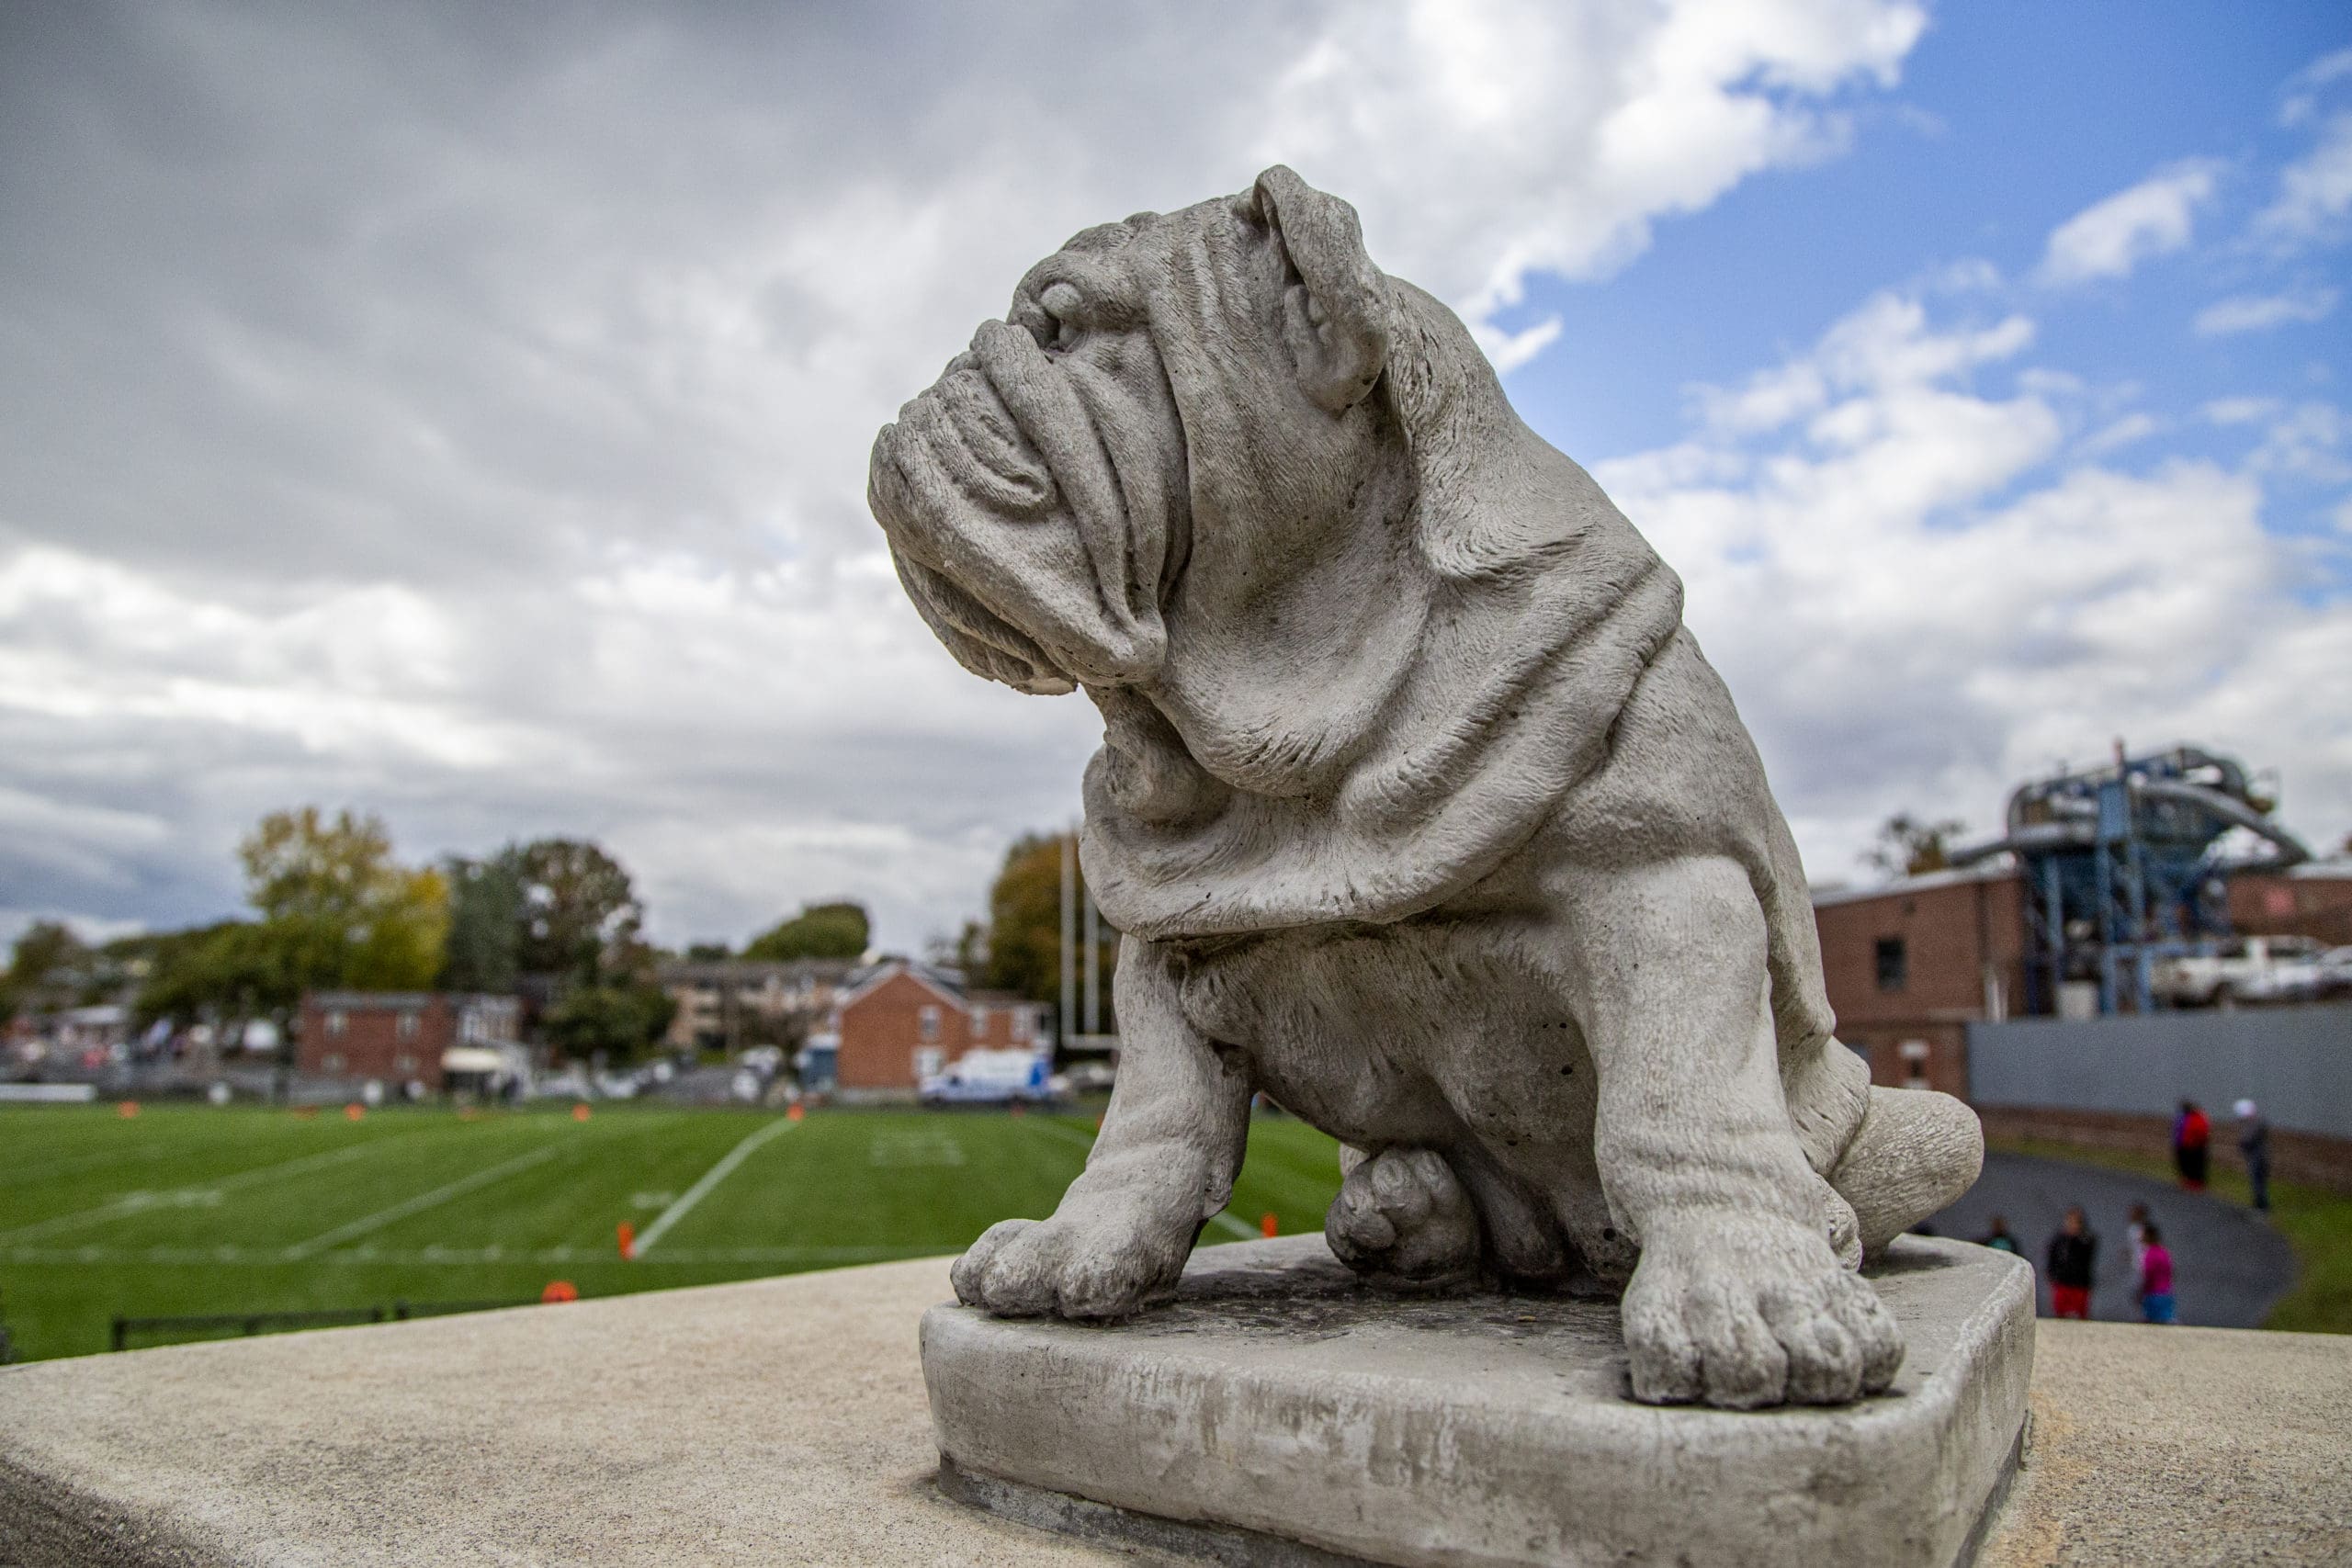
1928, 1150, 2295, 1327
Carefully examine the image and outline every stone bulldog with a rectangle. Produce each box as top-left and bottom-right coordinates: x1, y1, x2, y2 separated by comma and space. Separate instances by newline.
869, 167, 1982, 1409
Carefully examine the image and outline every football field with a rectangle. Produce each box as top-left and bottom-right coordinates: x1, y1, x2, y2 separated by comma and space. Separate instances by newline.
0, 1101, 1344, 1363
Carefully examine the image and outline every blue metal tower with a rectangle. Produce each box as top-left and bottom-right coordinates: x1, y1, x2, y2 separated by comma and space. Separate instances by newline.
1951, 745, 2308, 1015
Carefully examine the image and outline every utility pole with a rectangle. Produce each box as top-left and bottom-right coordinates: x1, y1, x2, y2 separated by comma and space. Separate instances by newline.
1059, 828, 1077, 1051
1082, 877, 1100, 1038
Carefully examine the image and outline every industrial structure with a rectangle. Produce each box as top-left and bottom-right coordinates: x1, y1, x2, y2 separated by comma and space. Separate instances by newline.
1944, 745, 2310, 1016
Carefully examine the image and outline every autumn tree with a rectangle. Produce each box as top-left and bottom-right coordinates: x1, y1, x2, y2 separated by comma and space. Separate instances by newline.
978, 832, 1115, 1032
138, 807, 447, 1038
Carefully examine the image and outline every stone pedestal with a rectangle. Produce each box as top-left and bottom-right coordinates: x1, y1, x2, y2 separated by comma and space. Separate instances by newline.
922, 1235, 2035, 1568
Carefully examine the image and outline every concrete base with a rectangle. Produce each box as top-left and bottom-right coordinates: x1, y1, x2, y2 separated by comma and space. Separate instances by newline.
922, 1235, 2036, 1568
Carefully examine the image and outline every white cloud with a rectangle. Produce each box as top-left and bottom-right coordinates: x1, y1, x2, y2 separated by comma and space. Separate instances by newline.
1597, 288, 2352, 874
2039, 161, 2222, 284
2256, 112, 2352, 245
2076, 412, 2161, 457
2194, 287, 2340, 336
0, 1, 1937, 949
1260, 0, 1928, 345
2280, 48, 2352, 128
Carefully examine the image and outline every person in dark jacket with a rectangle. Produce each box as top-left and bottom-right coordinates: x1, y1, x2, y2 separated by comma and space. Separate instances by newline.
2045, 1204, 2098, 1320
2174, 1100, 2211, 1191
2235, 1099, 2272, 1212
1975, 1214, 2020, 1254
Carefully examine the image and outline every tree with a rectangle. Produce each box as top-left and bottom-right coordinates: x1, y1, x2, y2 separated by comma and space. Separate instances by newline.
508, 839, 643, 984
238, 807, 447, 988
743, 901, 869, 963
1, 920, 91, 1019
978, 833, 1115, 1027
542, 983, 675, 1064
137, 807, 447, 1036
439, 854, 525, 993
1864, 813, 1967, 879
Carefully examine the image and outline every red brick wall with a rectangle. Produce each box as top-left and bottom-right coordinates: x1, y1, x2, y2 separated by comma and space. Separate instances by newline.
297, 997, 455, 1088
2230, 871, 2352, 947
836, 972, 974, 1090
1979, 1105, 2352, 1193
1815, 874, 2025, 1099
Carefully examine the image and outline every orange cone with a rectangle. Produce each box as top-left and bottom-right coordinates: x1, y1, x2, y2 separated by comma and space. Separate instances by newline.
117, 1100, 140, 1118
617, 1221, 636, 1260
1261, 1213, 1279, 1238
786, 1102, 806, 1122
571, 1103, 591, 1122
541, 1280, 579, 1303
345, 1103, 365, 1121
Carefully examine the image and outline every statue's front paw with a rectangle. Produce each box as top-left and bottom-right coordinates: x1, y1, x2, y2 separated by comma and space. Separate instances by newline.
951, 1210, 1188, 1320
1621, 1213, 1904, 1409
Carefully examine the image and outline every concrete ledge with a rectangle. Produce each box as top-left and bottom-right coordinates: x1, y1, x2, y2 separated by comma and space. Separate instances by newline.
2, 1250, 2347, 1565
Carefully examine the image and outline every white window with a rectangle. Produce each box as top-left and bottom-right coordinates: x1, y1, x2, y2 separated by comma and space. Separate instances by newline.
326, 1010, 346, 1038
1012, 1010, 1031, 1043
1899, 1039, 1930, 1090
914, 1046, 945, 1082
919, 1004, 941, 1043
397, 1011, 420, 1040
394, 1053, 416, 1073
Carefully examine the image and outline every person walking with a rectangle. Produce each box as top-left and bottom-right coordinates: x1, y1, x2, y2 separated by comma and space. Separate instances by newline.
2174, 1100, 2211, 1191
1975, 1214, 2020, 1254
2045, 1205, 2098, 1320
2138, 1223, 2177, 1325
2235, 1099, 2272, 1213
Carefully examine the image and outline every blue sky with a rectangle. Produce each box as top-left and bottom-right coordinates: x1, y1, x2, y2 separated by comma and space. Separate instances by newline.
0, 1, 2346, 950
1517, 3, 2346, 481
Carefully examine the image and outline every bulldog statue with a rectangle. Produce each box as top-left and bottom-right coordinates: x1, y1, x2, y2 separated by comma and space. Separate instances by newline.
869, 167, 1982, 1409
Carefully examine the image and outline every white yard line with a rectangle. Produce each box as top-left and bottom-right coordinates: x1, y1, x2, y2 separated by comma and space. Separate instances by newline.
0, 1137, 409, 1246
1027, 1118, 1259, 1240
1025, 1118, 1099, 1154
631, 1116, 798, 1258
282, 1143, 565, 1259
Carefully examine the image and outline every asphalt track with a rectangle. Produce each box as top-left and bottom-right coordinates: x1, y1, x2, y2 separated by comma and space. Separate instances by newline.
1927, 1150, 2296, 1327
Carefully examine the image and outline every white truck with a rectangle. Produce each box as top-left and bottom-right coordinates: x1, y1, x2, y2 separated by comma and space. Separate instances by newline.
2152, 935, 2329, 1008
918, 1049, 1058, 1106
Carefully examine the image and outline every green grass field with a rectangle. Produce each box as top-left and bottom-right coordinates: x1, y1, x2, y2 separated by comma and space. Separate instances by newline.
0, 1101, 1345, 1363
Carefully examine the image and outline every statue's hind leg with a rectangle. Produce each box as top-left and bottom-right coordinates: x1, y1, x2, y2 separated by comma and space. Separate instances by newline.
1326, 1146, 1482, 1288
1826, 1084, 1984, 1259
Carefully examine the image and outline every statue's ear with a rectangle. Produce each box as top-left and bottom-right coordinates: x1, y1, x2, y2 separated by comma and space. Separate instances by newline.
1250, 165, 1389, 412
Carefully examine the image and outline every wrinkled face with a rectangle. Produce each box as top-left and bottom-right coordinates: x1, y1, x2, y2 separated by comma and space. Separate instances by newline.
870, 168, 1394, 697
868, 216, 1192, 696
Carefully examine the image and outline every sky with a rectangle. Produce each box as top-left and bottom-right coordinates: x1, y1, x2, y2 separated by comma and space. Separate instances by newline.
2, 0, 2347, 954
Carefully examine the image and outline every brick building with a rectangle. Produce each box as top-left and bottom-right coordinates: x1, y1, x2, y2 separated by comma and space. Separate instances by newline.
1813, 860, 2352, 1100
297, 992, 520, 1092
830, 961, 1050, 1095
657, 958, 854, 1055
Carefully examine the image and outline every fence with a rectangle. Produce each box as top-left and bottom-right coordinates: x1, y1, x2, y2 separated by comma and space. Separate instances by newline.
1967, 1004, 2352, 1140
111, 1298, 534, 1352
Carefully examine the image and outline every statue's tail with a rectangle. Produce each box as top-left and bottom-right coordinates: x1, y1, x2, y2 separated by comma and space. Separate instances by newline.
1827, 1085, 1984, 1258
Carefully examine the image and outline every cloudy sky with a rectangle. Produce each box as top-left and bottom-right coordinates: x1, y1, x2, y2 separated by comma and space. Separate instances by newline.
3, 1, 2347, 953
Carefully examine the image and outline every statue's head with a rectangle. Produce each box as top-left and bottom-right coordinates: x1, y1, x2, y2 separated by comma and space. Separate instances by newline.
868, 166, 1398, 695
